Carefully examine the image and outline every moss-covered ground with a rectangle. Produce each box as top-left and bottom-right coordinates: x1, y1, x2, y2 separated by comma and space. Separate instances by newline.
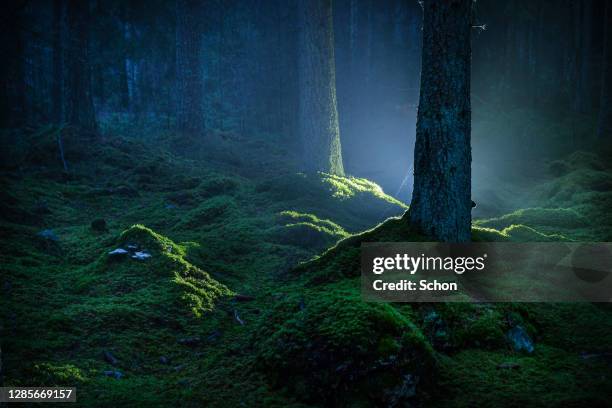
0, 127, 611, 407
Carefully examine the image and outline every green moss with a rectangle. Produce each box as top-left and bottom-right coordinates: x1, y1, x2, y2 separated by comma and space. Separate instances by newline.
175, 195, 238, 229
255, 280, 435, 406
321, 173, 408, 208
547, 151, 609, 177
267, 211, 349, 249
254, 172, 407, 232
436, 346, 612, 408
111, 224, 232, 317
476, 208, 588, 230
3, 127, 612, 407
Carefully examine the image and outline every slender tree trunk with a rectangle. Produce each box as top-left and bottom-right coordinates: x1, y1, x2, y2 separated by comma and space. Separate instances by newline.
0, 2, 27, 126
65, 0, 97, 133
52, 0, 64, 124
409, 0, 473, 243
297, 0, 344, 176
176, 0, 205, 136
119, 2, 131, 112
575, 0, 593, 113
598, 0, 612, 138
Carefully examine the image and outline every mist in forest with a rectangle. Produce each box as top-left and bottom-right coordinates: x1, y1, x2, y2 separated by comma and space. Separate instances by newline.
3, 0, 608, 208
3, 0, 612, 406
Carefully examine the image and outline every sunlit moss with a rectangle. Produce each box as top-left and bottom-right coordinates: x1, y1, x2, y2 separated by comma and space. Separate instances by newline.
321, 172, 408, 209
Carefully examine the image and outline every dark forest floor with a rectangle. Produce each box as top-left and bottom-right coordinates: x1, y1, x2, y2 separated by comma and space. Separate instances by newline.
1, 125, 611, 407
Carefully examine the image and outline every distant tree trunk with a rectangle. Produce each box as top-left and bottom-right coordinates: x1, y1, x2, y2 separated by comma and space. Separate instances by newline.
0, 2, 27, 126
65, 0, 97, 133
575, 0, 593, 113
598, 0, 612, 138
176, 0, 205, 136
297, 0, 344, 176
52, 0, 64, 124
119, 2, 131, 112
409, 0, 472, 243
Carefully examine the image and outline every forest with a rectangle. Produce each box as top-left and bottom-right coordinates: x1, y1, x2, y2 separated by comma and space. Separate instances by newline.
1, 0, 612, 406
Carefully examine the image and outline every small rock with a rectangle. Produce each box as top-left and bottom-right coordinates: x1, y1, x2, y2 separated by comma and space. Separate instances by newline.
165, 203, 177, 210
103, 350, 118, 365
159, 356, 169, 365
103, 370, 123, 379
174, 365, 185, 372
126, 244, 138, 250
506, 325, 534, 353
131, 251, 152, 260
91, 219, 107, 231
234, 294, 255, 302
108, 248, 128, 257
497, 362, 521, 370
178, 336, 201, 347
37, 229, 59, 242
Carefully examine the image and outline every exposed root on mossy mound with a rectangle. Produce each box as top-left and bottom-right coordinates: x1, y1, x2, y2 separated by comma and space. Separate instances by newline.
254, 281, 435, 407
255, 172, 408, 232
267, 211, 349, 249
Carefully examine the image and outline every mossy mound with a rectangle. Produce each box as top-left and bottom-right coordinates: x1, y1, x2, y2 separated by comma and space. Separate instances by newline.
45, 224, 231, 348
175, 195, 239, 229
255, 281, 435, 407
255, 172, 407, 232
267, 211, 349, 249
475, 208, 588, 233
107, 224, 232, 317
292, 215, 566, 285
547, 151, 609, 177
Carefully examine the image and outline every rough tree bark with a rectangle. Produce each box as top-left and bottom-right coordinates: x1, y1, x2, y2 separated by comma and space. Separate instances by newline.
409, 0, 472, 242
597, 0, 612, 139
176, 0, 205, 136
52, 0, 64, 124
0, 2, 27, 126
297, 0, 344, 176
575, 0, 593, 113
65, 0, 97, 133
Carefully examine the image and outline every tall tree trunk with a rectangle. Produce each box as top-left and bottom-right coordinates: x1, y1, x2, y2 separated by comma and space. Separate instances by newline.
409, 0, 472, 243
65, 0, 97, 133
119, 2, 131, 112
598, 0, 612, 138
52, 0, 64, 124
0, 2, 27, 126
575, 0, 593, 113
297, 0, 344, 176
176, 0, 205, 136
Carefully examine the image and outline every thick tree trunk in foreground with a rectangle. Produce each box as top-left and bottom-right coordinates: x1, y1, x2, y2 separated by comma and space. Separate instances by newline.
298, 0, 344, 176
598, 0, 612, 139
409, 0, 472, 242
65, 0, 97, 133
176, 0, 205, 136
